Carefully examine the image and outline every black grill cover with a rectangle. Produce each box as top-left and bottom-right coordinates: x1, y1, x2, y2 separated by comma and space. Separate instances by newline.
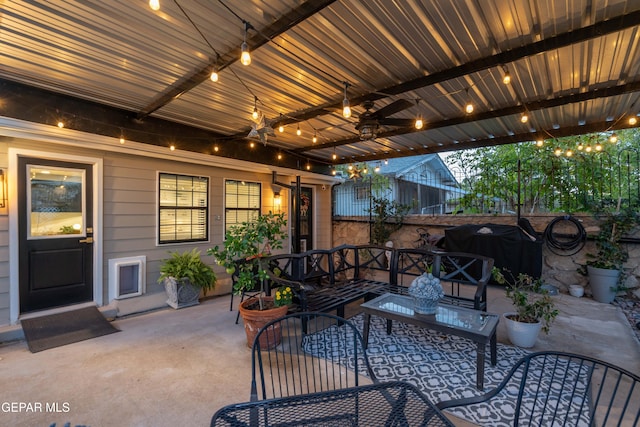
444, 223, 542, 282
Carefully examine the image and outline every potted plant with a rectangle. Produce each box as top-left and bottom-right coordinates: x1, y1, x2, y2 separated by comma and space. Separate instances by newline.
240, 284, 293, 349
158, 248, 216, 309
583, 201, 640, 303
493, 267, 559, 348
208, 212, 288, 345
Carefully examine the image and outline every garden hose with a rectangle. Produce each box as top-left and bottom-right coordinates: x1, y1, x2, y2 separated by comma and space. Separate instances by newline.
543, 215, 587, 256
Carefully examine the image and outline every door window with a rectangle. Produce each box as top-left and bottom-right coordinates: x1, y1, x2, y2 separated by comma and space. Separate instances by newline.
27, 166, 85, 239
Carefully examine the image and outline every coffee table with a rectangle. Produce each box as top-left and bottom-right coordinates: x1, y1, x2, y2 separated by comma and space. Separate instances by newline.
360, 293, 499, 390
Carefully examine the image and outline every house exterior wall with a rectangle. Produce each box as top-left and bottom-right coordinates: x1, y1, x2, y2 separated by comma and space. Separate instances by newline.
0, 120, 335, 326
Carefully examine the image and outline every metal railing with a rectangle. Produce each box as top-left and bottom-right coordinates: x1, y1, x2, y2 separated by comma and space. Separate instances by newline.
333, 148, 640, 218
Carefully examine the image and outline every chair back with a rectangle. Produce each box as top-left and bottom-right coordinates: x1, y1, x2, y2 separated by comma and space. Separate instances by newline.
437, 351, 640, 426
250, 312, 377, 401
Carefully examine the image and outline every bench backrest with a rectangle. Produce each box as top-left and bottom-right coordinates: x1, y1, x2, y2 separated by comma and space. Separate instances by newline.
353, 245, 394, 283
264, 246, 493, 312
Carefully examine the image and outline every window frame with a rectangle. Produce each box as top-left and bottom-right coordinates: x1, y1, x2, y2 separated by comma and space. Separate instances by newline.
158, 172, 209, 245
224, 179, 261, 234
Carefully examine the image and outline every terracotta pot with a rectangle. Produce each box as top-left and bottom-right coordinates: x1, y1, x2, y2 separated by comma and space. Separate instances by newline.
239, 296, 289, 348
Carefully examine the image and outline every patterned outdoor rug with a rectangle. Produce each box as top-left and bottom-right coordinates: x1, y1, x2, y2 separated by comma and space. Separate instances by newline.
316, 314, 532, 426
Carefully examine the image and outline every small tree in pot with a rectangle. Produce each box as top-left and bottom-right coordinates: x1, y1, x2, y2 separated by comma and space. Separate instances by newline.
158, 248, 216, 309
493, 267, 558, 348
208, 212, 289, 347
208, 211, 288, 310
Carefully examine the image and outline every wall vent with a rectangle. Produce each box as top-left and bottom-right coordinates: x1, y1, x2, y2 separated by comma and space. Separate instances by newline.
109, 256, 146, 300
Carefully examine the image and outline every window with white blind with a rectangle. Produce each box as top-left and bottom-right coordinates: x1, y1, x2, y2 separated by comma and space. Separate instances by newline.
225, 180, 261, 233
158, 173, 209, 244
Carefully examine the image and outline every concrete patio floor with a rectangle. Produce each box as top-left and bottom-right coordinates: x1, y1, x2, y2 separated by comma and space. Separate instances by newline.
0, 286, 638, 427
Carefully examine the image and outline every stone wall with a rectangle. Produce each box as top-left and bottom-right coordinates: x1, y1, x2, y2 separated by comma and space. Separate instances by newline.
333, 214, 640, 297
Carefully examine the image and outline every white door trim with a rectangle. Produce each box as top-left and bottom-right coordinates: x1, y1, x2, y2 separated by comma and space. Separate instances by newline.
8, 147, 103, 324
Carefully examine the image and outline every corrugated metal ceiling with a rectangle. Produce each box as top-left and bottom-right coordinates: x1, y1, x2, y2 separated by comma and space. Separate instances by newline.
1, 0, 639, 173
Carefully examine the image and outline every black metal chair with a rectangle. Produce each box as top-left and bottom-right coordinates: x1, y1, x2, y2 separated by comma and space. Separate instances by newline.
250, 312, 378, 401
229, 259, 263, 324
436, 351, 640, 426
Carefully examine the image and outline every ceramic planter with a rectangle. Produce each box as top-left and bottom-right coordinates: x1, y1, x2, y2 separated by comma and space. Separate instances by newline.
503, 312, 542, 348
163, 277, 200, 309
587, 266, 620, 304
239, 296, 289, 349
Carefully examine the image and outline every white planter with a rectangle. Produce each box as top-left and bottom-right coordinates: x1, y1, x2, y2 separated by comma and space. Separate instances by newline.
569, 285, 584, 298
163, 277, 200, 309
587, 266, 620, 304
503, 312, 542, 348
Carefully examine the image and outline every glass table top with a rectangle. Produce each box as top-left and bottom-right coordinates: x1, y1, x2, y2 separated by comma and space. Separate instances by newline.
361, 293, 498, 333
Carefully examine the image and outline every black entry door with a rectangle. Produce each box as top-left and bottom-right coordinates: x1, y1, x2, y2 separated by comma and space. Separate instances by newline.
18, 157, 94, 313
296, 187, 313, 251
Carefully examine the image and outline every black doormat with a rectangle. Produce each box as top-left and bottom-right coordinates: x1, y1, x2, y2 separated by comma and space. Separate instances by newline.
21, 306, 120, 353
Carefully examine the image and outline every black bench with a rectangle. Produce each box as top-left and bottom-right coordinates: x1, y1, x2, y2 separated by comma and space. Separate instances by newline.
261, 244, 494, 318
262, 245, 386, 318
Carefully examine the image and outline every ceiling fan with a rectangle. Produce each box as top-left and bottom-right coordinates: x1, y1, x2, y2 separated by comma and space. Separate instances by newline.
355, 99, 415, 140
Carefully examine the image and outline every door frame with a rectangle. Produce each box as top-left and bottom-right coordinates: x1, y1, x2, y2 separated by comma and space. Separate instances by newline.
9, 147, 103, 324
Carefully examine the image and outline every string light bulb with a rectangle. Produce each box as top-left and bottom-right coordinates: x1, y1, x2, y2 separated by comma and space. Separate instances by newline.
119, 137, 125, 144
585, 145, 592, 152
464, 88, 473, 114
277, 113, 284, 132
251, 96, 259, 120
57, 121, 64, 128
502, 70, 511, 85
213, 145, 219, 152
554, 147, 562, 156
277, 153, 282, 160
210, 69, 218, 82
332, 169, 337, 176
149, 0, 160, 11
312, 131, 317, 143
629, 116, 637, 126
342, 82, 351, 118
306, 163, 311, 170
296, 124, 301, 136
535, 139, 544, 147
595, 142, 603, 151
577, 142, 584, 150
609, 133, 618, 143
566, 149, 573, 157
521, 113, 528, 123
240, 22, 251, 66
414, 99, 423, 129
249, 141, 255, 148
169, 144, 175, 151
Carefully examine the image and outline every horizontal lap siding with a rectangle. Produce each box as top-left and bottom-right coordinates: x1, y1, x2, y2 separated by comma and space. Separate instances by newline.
0, 136, 331, 325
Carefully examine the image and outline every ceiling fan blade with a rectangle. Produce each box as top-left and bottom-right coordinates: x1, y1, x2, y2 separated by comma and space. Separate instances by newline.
378, 118, 415, 127
370, 99, 413, 119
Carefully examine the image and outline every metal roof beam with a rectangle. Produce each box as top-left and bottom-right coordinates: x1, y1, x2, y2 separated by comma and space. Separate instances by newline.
136, 0, 337, 119
349, 120, 640, 163
273, 10, 640, 129
297, 80, 640, 152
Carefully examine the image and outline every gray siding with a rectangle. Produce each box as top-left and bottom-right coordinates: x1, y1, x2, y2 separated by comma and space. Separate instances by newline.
0, 136, 333, 326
